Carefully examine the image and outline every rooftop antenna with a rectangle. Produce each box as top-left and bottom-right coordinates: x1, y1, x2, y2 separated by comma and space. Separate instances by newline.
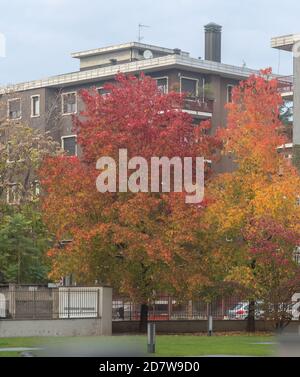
138, 23, 150, 43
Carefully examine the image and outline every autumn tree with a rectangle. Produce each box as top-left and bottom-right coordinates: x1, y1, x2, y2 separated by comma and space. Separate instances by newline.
0, 118, 61, 284
0, 120, 60, 205
40, 74, 220, 330
201, 69, 300, 331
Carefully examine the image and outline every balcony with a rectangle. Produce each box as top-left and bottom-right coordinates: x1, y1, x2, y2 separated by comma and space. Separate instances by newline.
278, 76, 293, 99
183, 97, 214, 118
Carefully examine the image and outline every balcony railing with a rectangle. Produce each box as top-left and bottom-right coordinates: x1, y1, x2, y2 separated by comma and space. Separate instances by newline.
183, 97, 214, 114
278, 76, 294, 94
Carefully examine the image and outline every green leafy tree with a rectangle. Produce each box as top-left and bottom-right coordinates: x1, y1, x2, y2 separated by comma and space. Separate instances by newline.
0, 213, 50, 283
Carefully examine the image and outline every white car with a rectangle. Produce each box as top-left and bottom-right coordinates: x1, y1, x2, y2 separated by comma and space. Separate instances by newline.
227, 301, 264, 320
228, 298, 300, 321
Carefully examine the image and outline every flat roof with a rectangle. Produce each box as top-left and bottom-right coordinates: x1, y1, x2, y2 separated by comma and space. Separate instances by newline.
271, 34, 300, 51
0, 54, 277, 94
71, 42, 190, 59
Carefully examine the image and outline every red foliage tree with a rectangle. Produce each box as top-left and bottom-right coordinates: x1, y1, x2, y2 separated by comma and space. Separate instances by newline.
40, 74, 220, 330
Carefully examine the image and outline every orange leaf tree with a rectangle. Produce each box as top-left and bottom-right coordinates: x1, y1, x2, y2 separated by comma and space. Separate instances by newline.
40, 74, 220, 327
200, 69, 300, 331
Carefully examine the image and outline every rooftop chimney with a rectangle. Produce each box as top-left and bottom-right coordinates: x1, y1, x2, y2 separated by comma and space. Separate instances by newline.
204, 22, 222, 62
173, 48, 181, 55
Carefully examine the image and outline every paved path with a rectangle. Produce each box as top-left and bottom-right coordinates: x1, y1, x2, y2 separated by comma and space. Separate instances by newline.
0, 347, 42, 352
250, 342, 277, 345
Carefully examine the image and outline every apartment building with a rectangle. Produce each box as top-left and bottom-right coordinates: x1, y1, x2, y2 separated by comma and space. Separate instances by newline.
271, 34, 300, 167
0, 23, 266, 170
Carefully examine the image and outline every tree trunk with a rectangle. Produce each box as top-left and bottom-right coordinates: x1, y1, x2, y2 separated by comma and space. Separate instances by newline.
139, 303, 149, 333
247, 300, 256, 332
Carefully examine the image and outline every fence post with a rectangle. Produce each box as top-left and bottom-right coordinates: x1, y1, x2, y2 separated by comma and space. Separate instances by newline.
52, 288, 59, 319
97, 289, 101, 318
67, 288, 70, 319
130, 302, 132, 321
9, 284, 16, 319
33, 289, 36, 320
147, 323, 156, 354
221, 297, 225, 319
188, 300, 193, 319
168, 296, 172, 320
208, 315, 213, 336
207, 302, 213, 336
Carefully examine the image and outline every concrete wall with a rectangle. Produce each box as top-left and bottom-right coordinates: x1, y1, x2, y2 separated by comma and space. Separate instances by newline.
293, 54, 300, 170
112, 320, 300, 334
0, 88, 47, 132
0, 286, 113, 337
0, 318, 110, 338
293, 55, 300, 145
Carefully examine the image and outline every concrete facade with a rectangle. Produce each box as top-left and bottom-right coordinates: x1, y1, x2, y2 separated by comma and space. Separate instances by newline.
0, 65, 240, 142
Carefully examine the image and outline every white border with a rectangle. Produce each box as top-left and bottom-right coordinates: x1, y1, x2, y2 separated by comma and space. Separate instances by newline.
7, 98, 22, 120
96, 86, 111, 97
180, 76, 199, 97
154, 76, 169, 94
31, 94, 40, 118
61, 91, 77, 115
61, 134, 78, 156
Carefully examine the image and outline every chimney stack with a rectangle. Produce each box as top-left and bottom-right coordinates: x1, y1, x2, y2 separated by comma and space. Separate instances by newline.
204, 23, 222, 62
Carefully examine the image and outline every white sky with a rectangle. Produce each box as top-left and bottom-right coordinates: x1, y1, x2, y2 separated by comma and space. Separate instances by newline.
0, 0, 298, 85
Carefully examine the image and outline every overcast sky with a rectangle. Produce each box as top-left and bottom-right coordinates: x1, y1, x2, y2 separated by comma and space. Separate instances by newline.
0, 0, 299, 85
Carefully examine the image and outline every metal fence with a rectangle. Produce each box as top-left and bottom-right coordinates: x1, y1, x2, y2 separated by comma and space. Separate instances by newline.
1, 287, 299, 321
0, 286, 101, 320
112, 296, 249, 321
112, 295, 300, 321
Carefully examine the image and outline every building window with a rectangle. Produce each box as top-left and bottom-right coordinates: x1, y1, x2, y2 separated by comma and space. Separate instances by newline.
61, 135, 77, 156
227, 85, 234, 103
180, 77, 198, 97
31, 95, 40, 117
62, 92, 77, 115
155, 77, 168, 94
8, 99, 21, 120
7, 184, 20, 205
97, 87, 110, 96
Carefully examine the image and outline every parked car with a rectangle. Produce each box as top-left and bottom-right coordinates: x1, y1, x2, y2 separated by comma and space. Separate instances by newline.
291, 294, 300, 320
227, 301, 264, 320
228, 298, 300, 321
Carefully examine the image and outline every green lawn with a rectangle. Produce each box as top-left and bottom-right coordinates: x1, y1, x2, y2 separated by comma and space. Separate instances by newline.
0, 334, 276, 357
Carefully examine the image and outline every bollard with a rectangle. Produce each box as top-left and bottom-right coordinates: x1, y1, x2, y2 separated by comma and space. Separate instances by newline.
208, 315, 213, 336
147, 322, 156, 353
